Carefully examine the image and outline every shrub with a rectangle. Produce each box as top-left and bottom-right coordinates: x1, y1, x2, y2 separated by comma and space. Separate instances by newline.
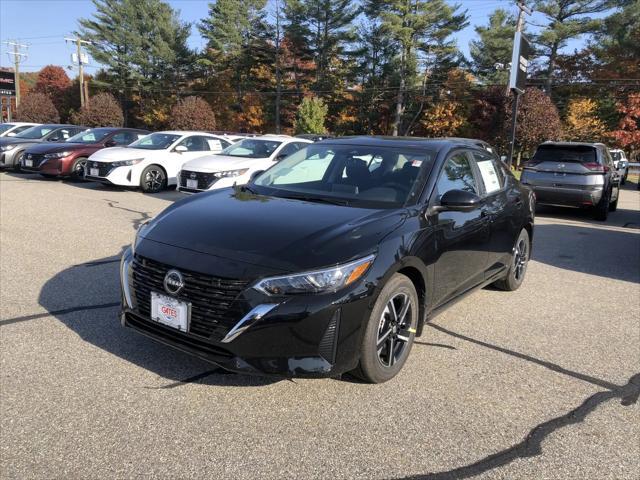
15, 92, 60, 123
71, 92, 124, 127
169, 96, 216, 131
294, 96, 327, 134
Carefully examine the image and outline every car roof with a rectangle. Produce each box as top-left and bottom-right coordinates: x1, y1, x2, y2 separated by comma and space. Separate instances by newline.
540, 141, 605, 148
157, 130, 218, 136
317, 135, 486, 150
2, 122, 38, 126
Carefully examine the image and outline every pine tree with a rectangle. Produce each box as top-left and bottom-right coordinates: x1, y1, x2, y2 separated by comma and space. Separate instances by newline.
469, 9, 517, 85
78, 0, 193, 126
533, 0, 614, 94
371, 0, 468, 135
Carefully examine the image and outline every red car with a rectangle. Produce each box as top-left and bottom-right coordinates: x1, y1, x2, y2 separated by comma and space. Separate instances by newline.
21, 127, 149, 180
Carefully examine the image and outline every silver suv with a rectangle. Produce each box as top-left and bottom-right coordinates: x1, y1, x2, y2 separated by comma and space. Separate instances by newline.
610, 149, 629, 185
520, 142, 620, 221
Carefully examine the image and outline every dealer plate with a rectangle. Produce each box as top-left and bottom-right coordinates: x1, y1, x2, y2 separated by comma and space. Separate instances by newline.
150, 291, 189, 332
90, 168, 99, 177
186, 178, 198, 190
25, 160, 33, 167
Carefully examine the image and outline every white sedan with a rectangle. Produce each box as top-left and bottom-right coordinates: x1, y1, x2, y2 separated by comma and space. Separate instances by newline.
0, 122, 40, 138
177, 135, 312, 193
85, 131, 235, 193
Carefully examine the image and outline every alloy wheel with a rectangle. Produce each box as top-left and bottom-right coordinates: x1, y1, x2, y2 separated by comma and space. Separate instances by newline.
74, 159, 87, 177
145, 169, 163, 190
376, 292, 413, 368
514, 238, 528, 281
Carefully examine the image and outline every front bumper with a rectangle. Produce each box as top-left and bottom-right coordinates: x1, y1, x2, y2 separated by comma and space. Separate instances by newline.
0, 149, 20, 168
85, 163, 137, 186
527, 184, 604, 207
119, 246, 374, 378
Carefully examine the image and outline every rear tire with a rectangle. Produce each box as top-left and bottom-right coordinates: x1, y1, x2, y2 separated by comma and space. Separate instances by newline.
351, 274, 418, 384
609, 195, 618, 212
494, 228, 530, 292
140, 165, 166, 193
593, 189, 610, 221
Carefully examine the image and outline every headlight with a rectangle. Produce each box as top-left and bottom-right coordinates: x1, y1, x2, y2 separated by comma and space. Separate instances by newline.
112, 158, 144, 167
44, 151, 70, 159
1, 145, 16, 152
214, 168, 249, 178
254, 254, 375, 296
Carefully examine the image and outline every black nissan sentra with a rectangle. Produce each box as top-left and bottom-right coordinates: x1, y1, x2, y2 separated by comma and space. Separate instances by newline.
121, 137, 534, 383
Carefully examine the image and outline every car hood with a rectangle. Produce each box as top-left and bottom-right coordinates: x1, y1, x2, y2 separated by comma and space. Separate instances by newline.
182, 154, 268, 172
141, 189, 406, 271
25, 142, 97, 154
89, 146, 152, 161
0, 137, 42, 147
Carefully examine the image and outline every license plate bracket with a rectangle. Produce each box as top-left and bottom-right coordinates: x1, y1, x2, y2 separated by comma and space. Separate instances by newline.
150, 291, 190, 332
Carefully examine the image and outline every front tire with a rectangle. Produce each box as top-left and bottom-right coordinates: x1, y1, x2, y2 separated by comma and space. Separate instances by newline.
494, 228, 530, 292
140, 165, 166, 193
70, 157, 88, 181
351, 274, 419, 384
13, 151, 24, 172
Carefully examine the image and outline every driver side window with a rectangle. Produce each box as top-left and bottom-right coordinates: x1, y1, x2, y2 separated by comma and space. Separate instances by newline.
177, 136, 209, 152
436, 153, 478, 198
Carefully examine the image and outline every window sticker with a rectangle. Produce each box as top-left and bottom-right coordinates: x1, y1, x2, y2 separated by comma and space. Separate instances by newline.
477, 160, 500, 193
207, 139, 222, 150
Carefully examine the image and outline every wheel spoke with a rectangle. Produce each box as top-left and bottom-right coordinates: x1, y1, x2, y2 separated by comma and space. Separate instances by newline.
387, 297, 398, 322
397, 295, 410, 325
387, 336, 395, 367
377, 327, 392, 347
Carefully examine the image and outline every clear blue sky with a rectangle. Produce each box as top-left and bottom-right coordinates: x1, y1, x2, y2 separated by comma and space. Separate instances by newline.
0, 0, 602, 74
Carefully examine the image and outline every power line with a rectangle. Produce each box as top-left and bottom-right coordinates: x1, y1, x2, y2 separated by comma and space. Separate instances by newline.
64, 36, 92, 107
3, 40, 28, 111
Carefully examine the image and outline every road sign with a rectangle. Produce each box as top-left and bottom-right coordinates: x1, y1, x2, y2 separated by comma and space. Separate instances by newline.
0, 70, 16, 96
508, 32, 532, 94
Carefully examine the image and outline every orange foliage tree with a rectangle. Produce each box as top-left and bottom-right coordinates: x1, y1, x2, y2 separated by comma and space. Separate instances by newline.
609, 93, 640, 160
564, 98, 606, 142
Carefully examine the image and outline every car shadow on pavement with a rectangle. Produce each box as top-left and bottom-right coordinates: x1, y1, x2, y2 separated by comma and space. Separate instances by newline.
29, 249, 281, 388
532, 222, 640, 283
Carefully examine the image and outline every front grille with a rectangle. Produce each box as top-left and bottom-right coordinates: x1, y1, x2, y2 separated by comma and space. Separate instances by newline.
180, 170, 217, 190
87, 161, 113, 177
131, 254, 249, 339
23, 153, 46, 169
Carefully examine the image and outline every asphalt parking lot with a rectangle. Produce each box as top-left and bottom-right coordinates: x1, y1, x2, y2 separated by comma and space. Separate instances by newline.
1, 172, 639, 479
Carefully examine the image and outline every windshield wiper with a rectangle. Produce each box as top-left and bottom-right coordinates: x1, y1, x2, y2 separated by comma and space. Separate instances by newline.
277, 193, 350, 206
241, 184, 258, 195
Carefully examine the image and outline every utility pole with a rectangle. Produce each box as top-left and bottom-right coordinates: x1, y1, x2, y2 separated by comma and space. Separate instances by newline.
65, 37, 92, 108
507, 1, 532, 168
4, 40, 28, 109
274, 0, 282, 134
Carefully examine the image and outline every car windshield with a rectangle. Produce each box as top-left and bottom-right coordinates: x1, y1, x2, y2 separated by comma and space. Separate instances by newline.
15, 125, 55, 139
66, 128, 111, 144
129, 133, 181, 150
533, 145, 597, 163
0, 124, 15, 134
220, 139, 282, 158
610, 151, 623, 161
252, 144, 435, 208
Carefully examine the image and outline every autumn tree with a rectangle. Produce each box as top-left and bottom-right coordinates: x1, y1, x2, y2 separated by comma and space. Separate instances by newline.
564, 98, 606, 141
71, 92, 124, 127
609, 93, 640, 161
169, 96, 217, 131
15, 92, 60, 123
33, 65, 72, 112
420, 102, 465, 137
294, 96, 327, 134
505, 88, 562, 160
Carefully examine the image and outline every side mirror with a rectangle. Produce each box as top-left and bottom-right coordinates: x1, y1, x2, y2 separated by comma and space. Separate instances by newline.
249, 170, 265, 183
174, 145, 188, 153
104, 139, 117, 147
275, 153, 288, 161
436, 189, 482, 212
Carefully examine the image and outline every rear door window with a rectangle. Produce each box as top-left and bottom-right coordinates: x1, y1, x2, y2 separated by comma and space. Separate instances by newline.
472, 151, 504, 194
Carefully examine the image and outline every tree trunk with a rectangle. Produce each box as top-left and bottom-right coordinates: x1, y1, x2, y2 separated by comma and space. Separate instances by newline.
545, 42, 559, 95
392, 49, 406, 136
